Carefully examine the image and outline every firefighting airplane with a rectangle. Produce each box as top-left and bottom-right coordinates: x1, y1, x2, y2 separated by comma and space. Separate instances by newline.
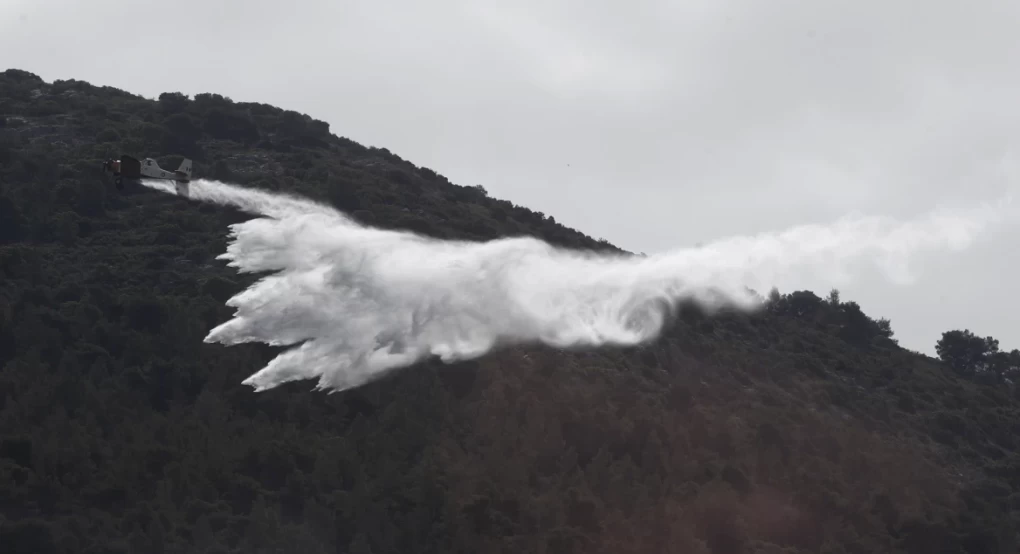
102, 154, 192, 196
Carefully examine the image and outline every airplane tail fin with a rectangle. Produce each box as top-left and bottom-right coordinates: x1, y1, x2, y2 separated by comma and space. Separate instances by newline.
176, 158, 193, 179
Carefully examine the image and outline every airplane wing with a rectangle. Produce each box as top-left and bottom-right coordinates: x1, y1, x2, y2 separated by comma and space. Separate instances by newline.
119, 155, 142, 179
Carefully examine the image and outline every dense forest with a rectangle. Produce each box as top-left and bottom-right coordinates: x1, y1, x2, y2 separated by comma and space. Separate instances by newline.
0, 68, 1018, 554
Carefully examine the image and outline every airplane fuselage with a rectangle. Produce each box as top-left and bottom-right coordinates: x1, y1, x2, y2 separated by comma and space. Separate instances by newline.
139, 158, 188, 182
139, 158, 190, 196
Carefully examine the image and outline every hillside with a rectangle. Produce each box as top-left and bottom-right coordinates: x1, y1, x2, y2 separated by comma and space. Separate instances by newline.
1, 68, 1018, 554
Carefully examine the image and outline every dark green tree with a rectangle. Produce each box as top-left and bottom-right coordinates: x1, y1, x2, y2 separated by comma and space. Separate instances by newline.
936, 329, 999, 375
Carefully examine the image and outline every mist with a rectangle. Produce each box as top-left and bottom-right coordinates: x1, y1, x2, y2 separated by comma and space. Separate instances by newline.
141, 178, 1014, 393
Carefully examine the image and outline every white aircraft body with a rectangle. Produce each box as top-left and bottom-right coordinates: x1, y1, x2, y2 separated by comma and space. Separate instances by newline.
102, 154, 192, 196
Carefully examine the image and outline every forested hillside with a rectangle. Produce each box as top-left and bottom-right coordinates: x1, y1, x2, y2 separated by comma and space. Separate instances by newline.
1, 68, 1017, 554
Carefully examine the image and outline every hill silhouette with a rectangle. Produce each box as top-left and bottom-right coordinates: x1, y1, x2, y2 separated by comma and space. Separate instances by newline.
0, 68, 1017, 554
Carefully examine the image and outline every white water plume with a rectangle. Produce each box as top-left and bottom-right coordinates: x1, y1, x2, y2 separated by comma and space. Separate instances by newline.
141, 178, 1014, 393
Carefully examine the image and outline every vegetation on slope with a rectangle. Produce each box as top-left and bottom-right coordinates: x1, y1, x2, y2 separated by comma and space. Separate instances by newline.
0, 68, 1017, 554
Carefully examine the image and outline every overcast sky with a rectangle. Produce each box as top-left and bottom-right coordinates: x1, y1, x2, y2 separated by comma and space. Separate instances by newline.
3, 0, 1019, 356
